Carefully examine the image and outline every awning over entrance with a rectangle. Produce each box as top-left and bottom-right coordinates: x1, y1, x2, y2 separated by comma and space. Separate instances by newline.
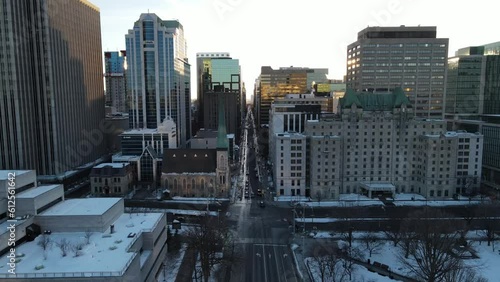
359, 182, 395, 198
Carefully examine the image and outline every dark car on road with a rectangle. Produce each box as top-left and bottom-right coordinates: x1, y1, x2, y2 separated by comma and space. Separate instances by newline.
259, 201, 265, 208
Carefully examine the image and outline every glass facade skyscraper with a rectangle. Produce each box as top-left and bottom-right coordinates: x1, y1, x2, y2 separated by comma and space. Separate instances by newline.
445, 42, 500, 196
0, 0, 106, 177
196, 53, 241, 141
126, 14, 191, 147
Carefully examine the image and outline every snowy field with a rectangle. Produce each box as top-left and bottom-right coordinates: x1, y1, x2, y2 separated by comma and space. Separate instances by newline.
305, 233, 500, 282
291, 193, 489, 208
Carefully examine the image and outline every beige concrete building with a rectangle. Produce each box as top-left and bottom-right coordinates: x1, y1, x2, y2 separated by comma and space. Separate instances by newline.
0, 170, 168, 282
272, 133, 307, 197
346, 26, 448, 119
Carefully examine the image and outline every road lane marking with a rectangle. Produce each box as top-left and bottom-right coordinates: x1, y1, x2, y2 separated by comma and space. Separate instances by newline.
262, 245, 268, 282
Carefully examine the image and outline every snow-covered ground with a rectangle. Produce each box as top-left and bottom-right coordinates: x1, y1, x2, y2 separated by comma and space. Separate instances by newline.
288, 193, 490, 208
392, 193, 488, 207
305, 233, 500, 281
274, 196, 310, 202
300, 194, 384, 207
305, 257, 399, 282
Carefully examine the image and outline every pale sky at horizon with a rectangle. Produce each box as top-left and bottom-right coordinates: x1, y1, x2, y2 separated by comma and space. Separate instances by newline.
92, 0, 500, 101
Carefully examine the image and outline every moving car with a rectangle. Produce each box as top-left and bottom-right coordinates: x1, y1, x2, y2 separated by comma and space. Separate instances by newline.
259, 201, 265, 208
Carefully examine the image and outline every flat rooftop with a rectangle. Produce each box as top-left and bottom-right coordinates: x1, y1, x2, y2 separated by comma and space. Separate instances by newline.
94, 163, 129, 169
41, 198, 121, 216
0, 213, 164, 277
0, 170, 32, 179
17, 185, 61, 199
122, 128, 170, 135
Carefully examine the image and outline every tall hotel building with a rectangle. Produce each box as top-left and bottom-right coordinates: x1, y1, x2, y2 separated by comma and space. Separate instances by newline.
346, 26, 448, 118
0, 0, 106, 177
126, 14, 191, 147
270, 88, 483, 199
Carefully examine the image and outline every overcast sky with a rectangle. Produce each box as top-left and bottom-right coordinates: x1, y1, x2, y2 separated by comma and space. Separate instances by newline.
92, 0, 500, 101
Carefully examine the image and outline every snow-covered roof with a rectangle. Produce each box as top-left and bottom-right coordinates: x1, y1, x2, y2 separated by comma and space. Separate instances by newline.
17, 185, 61, 199
122, 128, 159, 134
41, 198, 122, 216
0, 213, 164, 278
112, 154, 140, 162
0, 170, 32, 179
93, 163, 129, 169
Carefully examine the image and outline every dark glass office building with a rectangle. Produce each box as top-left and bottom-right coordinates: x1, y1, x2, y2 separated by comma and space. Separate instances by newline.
196, 53, 241, 142
0, 0, 106, 177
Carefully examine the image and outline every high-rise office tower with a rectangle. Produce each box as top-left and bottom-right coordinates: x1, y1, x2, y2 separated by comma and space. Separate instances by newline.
446, 42, 500, 118
104, 50, 127, 113
255, 66, 328, 127
445, 42, 500, 197
196, 52, 241, 141
346, 26, 449, 119
126, 14, 191, 147
0, 0, 106, 177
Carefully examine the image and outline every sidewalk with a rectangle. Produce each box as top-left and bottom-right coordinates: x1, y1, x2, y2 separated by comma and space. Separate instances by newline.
174, 245, 197, 282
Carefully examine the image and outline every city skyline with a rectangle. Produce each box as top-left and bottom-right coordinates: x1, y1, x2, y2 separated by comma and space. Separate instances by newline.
93, 0, 500, 100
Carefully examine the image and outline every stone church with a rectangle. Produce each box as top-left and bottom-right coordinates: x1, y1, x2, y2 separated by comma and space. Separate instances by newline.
161, 95, 230, 197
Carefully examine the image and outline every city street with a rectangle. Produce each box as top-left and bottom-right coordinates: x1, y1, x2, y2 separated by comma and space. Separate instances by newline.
227, 109, 301, 282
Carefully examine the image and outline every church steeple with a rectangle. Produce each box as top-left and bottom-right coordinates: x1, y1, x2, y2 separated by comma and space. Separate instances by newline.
216, 94, 228, 150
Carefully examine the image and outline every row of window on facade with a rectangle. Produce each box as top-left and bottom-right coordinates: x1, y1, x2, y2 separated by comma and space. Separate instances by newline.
94, 186, 122, 193
93, 177, 122, 183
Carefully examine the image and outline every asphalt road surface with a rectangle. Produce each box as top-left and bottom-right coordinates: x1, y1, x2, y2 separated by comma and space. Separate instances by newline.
227, 110, 301, 282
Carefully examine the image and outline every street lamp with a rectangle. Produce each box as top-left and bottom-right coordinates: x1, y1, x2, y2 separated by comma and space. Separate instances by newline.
162, 262, 167, 282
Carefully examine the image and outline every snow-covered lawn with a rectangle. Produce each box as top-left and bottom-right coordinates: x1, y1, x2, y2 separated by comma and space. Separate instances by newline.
305, 257, 399, 282
274, 196, 310, 202
392, 193, 488, 207
306, 233, 500, 282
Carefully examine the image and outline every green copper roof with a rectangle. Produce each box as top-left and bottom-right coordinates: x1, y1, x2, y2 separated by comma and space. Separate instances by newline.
217, 94, 229, 149
340, 87, 411, 111
341, 89, 362, 108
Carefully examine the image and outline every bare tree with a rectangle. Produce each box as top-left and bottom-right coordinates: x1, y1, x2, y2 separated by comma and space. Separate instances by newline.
339, 244, 364, 281
310, 255, 329, 282
310, 242, 340, 282
37, 235, 52, 251
325, 250, 347, 282
70, 242, 85, 257
442, 264, 488, 282
384, 224, 402, 247
56, 238, 70, 257
477, 202, 499, 250
84, 230, 93, 245
316, 190, 323, 204
186, 216, 240, 282
361, 233, 383, 257
397, 208, 469, 282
